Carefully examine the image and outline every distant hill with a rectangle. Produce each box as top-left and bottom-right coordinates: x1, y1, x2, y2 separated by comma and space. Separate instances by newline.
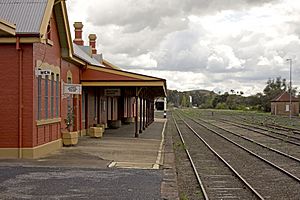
186, 89, 214, 95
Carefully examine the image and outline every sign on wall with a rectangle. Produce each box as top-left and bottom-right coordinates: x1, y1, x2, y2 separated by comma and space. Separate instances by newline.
36, 69, 52, 76
63, 83, 82, 95
104, 89, 121, 96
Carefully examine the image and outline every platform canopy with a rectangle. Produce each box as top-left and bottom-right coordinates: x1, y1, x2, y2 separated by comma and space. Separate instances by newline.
81, 65, 167, 97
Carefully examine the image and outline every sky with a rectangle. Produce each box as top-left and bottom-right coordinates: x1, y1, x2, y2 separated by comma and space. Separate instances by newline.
66, 0, 300, 96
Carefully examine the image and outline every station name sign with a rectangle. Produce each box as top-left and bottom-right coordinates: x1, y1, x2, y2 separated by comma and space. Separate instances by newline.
104, 89, 121, 96
63, 83, 82, 95
36, 69, 51, 76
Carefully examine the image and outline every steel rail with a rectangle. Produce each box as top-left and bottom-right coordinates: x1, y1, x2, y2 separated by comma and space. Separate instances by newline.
219, 119, 300, 146
220, 118, 300, 142
172, 115, 209, 200
211, 119, 300, 162
178, 112, 300, 183
174, 113, 265, 200
231, 115, 300, 134
183, 114, 300, 163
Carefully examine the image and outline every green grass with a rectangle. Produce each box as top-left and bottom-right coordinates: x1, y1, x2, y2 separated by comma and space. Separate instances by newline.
173, 141, 187, 151
176, 108, 300, 130
179, 193, 189, 200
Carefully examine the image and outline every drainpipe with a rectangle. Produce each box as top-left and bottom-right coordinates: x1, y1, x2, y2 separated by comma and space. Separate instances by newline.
60, 58, 62, 136
16, 36, 23, 158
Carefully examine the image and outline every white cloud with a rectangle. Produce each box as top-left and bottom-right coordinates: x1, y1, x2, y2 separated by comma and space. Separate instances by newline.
67, 0, 300, 95
257, 56, 271, 66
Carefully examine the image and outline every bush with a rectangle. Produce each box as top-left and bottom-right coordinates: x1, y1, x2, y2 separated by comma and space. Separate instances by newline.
216, 103, 228, 109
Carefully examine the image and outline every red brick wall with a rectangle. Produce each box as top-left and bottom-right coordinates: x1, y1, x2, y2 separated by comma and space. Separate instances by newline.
0, 11, 83, 149
60, 59, 80, 132
271, 102, 299, 116
32, 13, 62, 147
0, 43, 33, 148
83, 88, 111, 128
32, 12, 81, 147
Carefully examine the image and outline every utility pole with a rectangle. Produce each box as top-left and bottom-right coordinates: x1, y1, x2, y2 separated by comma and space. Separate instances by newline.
286, 58, 292, 119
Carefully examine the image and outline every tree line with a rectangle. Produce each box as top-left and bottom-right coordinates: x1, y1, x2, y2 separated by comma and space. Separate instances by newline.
167, 77, 298, 112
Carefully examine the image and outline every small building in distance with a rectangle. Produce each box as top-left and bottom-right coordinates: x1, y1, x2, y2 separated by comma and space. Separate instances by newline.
155, 98, 165, 111
271, 91, 299, 116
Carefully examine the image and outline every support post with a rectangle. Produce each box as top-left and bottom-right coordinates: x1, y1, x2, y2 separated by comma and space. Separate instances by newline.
135, 96, 139, 137
139, 97, 143, 133
151, 100, 154, 124
145, 99, 147, 127
147, 99, 149, 126
143, 98, 146, 130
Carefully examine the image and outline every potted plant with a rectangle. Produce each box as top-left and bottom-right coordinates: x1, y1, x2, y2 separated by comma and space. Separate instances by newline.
62, 105, 78, 146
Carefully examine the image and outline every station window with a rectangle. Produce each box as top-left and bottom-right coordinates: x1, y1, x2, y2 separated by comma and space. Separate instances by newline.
67, 77, 73, 124
286, 104, 290, 112
56, 74, 60, 117
37, 75, 42, 120
51, 73, 54, 118
45, 75, 49, 119
67, 77, 72, 108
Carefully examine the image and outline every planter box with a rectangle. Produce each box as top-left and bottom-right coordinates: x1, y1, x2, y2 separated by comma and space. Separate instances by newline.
89, 127, 104, 138
123, 117, 135, 124
62, 131, 78, 146
95, 124, 106, 130
108, 120, 122, 129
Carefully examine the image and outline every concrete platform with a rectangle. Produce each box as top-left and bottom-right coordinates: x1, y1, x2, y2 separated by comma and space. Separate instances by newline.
0, 115, 179, 199
0, 118, 166, 170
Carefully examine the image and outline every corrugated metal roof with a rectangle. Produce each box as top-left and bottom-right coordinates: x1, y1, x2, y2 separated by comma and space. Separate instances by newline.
73, 43, 104, 67
93, 54, 103, 63
0, 0, 47, 34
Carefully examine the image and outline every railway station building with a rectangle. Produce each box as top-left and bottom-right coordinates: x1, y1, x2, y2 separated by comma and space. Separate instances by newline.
271, 91, 299, 116
0, 0, 166, 158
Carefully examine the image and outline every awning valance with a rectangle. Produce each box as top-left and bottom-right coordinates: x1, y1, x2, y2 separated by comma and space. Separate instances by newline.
81, 66, 167, 97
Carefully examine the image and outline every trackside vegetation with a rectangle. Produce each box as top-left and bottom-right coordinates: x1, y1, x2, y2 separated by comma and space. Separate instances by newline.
168, 77, 298, 112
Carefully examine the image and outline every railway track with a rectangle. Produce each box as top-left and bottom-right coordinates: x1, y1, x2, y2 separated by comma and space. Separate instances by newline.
203, 111, 300, 140
195, 110, 300, 135
173, 114, 262, 200
263, 123, 300, 135
218, 118, 300, 146
229, 115, 300, 135
182, 113, 300, 178
174, 111, 300, 199
188, 111, 300, 159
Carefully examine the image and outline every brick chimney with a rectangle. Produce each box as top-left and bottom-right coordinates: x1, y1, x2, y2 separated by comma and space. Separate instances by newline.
73, 22, 84, 45
89, 34, 97, 54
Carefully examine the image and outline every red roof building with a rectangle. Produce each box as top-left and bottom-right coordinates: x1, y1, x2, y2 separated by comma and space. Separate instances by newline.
271, 91, 299, 116
0, 0, 166, 158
